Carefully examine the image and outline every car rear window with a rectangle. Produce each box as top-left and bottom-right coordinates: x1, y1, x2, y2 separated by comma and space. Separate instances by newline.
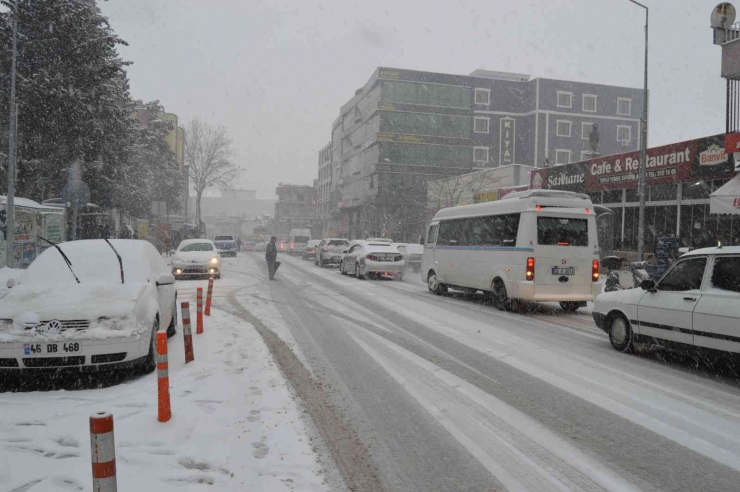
214, 236, 233, 241
537, 217, 588, 247
329, 240, 349, 246
293, 236, 310, 243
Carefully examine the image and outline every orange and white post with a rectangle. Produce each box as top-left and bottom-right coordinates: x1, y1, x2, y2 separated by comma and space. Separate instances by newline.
196, 287, 204, 334
90, 411, 117, 491
181, 302, 194, 363
156, 331, 171, 422
205, 277, 214, 316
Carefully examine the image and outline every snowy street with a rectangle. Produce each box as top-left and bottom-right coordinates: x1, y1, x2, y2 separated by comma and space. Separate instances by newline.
220, 252, 740, 492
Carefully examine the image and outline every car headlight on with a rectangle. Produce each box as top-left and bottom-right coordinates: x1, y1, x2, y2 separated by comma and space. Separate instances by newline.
210, 257, 219, 264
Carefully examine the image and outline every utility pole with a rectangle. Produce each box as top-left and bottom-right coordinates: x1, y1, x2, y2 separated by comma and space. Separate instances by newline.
5, 0, 18, 266
629, 0, 649, 261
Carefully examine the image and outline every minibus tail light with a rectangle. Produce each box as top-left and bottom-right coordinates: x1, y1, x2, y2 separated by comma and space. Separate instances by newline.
592, 260, 600, 282
535, 205, 541, 211
585, 208, 590, 214
526, 257, 535, 281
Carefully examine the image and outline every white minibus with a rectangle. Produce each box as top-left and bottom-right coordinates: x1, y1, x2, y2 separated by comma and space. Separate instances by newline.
421, 189, 602, 312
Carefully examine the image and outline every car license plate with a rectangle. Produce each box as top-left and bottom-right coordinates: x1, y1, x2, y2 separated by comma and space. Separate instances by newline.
551, 267, 575, 275
23, 342, 81, 356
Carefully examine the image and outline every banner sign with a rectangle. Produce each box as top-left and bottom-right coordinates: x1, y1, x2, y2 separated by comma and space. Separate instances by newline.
531, 134, 734, 193
499, 117, 516, 166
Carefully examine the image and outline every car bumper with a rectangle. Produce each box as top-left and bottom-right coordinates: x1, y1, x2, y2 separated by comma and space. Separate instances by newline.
0, 334, 150, 370
362, 261, 405, 274
172, 265, 220, 277
322, 254, 343, 264
592, 312, 608, 333
216, 249, 236, 256
510, 281, 601, 302
405, 261, 422, 271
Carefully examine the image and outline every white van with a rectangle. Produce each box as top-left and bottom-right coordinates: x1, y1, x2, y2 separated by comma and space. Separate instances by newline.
421, 190, 602, 312
288, 228, 312, 256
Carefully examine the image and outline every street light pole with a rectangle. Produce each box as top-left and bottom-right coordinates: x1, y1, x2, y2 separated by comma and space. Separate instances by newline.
5, 0, 18, 267
628, 0, 649, 261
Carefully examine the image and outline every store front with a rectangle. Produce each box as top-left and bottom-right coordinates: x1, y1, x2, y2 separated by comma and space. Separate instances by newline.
530, 134, 737, 256
0, 197, 66, 269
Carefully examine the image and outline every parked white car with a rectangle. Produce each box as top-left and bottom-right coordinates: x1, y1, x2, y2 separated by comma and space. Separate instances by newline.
0, 240, 177, 374
339, 241, 405, 280
593, 246, 740, 356
172, 239, 221, 279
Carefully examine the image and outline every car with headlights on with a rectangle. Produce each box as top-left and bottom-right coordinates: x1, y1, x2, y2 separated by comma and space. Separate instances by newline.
172, 239, 221, 279
0, 239, 177, 374
339, 241, 405, 280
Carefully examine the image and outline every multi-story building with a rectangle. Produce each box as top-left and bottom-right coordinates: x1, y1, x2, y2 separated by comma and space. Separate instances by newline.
274, 183, 318, 236
320, 67, 644, 240
317, 142, 335, 236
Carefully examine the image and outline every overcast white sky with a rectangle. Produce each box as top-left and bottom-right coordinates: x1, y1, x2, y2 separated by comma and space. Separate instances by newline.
100, 0, 726, 199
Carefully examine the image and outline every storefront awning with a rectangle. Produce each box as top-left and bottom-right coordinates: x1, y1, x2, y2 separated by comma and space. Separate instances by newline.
710, 173, 740, 215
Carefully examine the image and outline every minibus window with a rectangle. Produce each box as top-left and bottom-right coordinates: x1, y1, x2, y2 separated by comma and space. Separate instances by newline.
537, 217, 588, 247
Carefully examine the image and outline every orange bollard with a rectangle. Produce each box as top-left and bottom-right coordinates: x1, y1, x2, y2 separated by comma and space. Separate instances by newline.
181, 302, 194, 363
205, 278, 213, 316
90, 411, 117, 492
196, 287, 204, 335
156, 331, 171, 422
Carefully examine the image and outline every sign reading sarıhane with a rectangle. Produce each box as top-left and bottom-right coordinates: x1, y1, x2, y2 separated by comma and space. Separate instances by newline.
530, 134, 734, 193
499, 117, 516, 166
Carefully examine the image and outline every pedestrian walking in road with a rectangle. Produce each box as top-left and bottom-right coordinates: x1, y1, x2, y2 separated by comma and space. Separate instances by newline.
266, 236, 281, 280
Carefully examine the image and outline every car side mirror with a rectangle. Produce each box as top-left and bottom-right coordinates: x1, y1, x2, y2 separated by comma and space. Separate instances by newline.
343, 249, 349, 254
6, 278, 17, 289
641, 279, 656, 292
419, 236, 425, 245
156, 273, 176, 286
169, 250, 176, 256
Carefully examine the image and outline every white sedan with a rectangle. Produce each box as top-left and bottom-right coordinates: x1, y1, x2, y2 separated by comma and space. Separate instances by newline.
593, 246, 740, 356
339, 241, 405, 280
0, 239, 177, 374
171, 239, 221, 279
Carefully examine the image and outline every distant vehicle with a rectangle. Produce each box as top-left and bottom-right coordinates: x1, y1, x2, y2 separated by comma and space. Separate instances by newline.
288, 228, 312, 256
242, 241, 256, 252
365, 237, 392, 243
0, 239, 177, 374
396, 243, 424, 274
213, 234, 237, 257
302, 240, 322, 260
421, 190, 602, 312
254, 241, 268, 252
172, 239, 221, 279
339, 240, 405, 280
277, 239, 289, 253
315, 238, 350, 267
593, 246, 740, 357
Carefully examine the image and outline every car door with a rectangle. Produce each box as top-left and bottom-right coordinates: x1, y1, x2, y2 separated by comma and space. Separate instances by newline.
146, 245, 175, 327
423, 223, 439, 278
344, 244, 359, 271
637, 256, 708, 348
693, 255, 740, 354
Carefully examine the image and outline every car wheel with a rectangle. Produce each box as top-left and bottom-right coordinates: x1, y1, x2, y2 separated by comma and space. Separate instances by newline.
167, 297, 177, 338
492, 279, 518, 312
427, 271, 446, 295
340, 261, 347, 275
609, 314, 633, 353
215, 274, 221, 280
141, 318, 159, 374
560, 301, 581, 312
355, 263, 365, 280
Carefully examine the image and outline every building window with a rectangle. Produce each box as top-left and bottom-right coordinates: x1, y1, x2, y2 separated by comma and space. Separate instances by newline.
581, 122, 594, 140
617, 97, 632, 116
617, 125, 631, 144
473, 117, 490, 133
473, 146, 489, 164
555, 149, 571, 165
580, 150, 595, 161
474, 88, 490, 105
556, 91, 573, 108
582, 94, 598, 113
556, 120, 572, 137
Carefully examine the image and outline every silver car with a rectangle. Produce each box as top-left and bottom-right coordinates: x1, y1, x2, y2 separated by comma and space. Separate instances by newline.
315, 238, 350, 267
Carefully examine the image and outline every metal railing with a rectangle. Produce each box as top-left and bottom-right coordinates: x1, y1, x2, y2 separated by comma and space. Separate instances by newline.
719, 21, 740, 44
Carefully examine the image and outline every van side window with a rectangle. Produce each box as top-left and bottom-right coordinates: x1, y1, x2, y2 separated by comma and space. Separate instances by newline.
469, 214, 520, 247
427, 224, 439, 245
711, 256, 740, 293
439, 220, 466, 246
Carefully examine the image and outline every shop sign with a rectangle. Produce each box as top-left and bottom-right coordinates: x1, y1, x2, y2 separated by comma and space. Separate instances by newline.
699, 143, 727, 166
473, 191, 498, 203
499, 117, 516, 166
725, 132, 740, 153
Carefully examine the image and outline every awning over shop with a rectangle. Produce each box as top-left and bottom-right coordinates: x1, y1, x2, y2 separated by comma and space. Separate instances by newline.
710, 173, 740, 215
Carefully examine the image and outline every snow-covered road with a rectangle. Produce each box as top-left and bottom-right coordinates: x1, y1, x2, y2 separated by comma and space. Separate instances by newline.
226, 252, 740, 492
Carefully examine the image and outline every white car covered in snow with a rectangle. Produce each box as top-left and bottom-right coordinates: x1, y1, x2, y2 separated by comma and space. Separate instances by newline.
593, 246, 740, 356
339, 241, 405, 280
171, 239, 221, 279
0, 239, 177, 374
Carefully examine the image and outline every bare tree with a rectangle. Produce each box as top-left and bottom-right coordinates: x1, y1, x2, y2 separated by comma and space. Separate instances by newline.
427, 169, 505, 218
184, 118, 240, 231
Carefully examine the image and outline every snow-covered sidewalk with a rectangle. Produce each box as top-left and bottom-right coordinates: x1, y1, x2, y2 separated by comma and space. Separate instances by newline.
0, 298, 330, 491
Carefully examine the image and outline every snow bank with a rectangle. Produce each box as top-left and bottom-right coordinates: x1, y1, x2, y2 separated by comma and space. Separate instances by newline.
0, 305, 329, 491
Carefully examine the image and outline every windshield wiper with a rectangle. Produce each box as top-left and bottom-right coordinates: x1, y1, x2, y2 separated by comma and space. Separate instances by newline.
38, 236, 80, 284
104, 238, 124, 284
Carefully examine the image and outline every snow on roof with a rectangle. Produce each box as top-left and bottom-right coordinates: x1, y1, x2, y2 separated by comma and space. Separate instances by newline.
179, 238, 215, 246
684, 245, 740, 256
0, 196, 64, 213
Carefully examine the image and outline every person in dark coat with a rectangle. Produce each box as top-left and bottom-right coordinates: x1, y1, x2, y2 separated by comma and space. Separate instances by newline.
265, 236, 279, 280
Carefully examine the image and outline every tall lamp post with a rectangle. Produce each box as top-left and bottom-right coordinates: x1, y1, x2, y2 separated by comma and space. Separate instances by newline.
628, 0, 649, 260
5, 0, 18, 266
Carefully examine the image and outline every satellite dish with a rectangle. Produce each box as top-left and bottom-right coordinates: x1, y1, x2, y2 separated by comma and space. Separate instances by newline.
711, 3, 736, 28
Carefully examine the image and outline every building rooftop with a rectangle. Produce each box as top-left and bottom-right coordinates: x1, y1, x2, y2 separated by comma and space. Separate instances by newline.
468, 69, 530, 82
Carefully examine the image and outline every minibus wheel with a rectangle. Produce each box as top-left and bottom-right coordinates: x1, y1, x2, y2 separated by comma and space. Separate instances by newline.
492, 279, 519, 312
427, 271, 447, 295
